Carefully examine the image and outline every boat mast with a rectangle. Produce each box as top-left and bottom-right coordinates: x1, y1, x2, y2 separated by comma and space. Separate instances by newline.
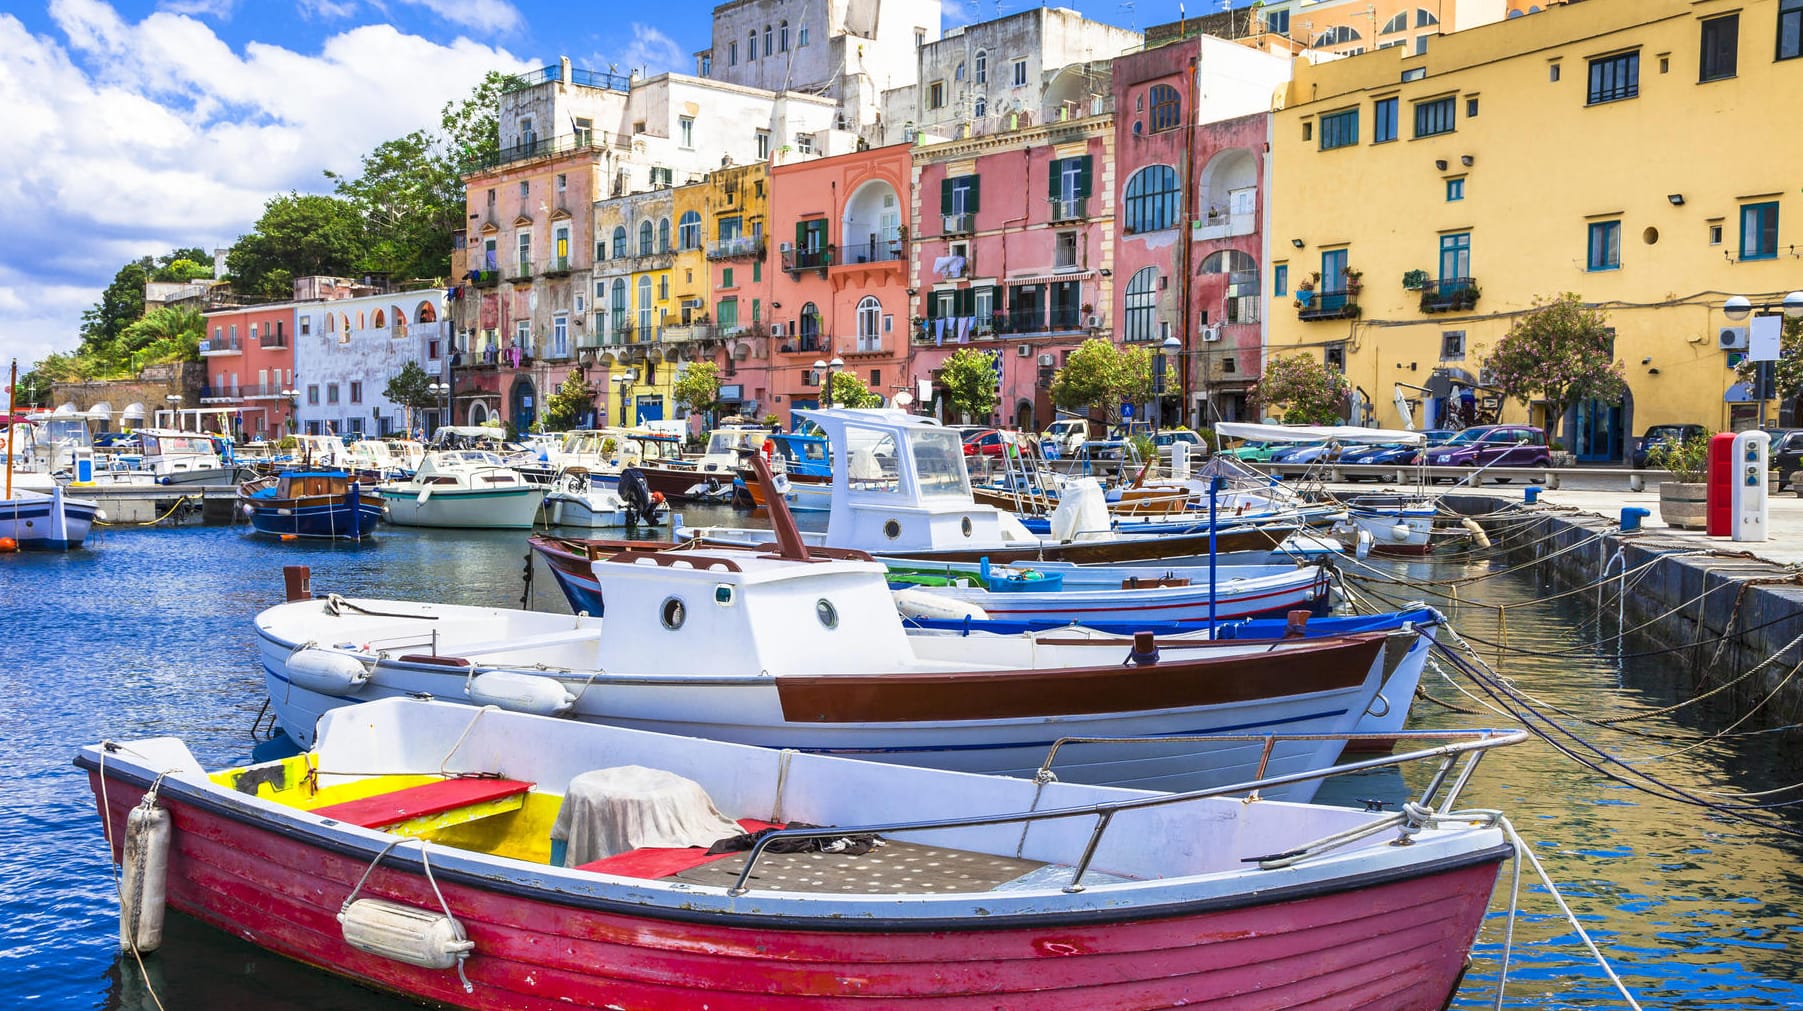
5, 359, 15, 500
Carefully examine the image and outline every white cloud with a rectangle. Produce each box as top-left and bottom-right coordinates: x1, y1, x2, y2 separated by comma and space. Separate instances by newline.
620, 23, 686, 76
0, 4, 532, 367
157, 0, 236, 17
392, 0, 522, 34
298, 0, 360, 19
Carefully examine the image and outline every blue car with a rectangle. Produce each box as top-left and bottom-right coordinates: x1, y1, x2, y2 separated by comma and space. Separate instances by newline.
1338, 442, 1421, 468
1268, 442, 1332, 473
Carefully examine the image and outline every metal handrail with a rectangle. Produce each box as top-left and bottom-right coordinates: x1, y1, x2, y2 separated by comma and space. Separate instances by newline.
723, 729, 1526, 896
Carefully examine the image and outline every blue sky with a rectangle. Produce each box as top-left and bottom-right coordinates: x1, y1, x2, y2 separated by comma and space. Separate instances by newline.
0, 0, 1237, 376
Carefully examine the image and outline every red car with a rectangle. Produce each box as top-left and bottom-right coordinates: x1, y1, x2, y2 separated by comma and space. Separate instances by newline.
961, 429, 1007, 457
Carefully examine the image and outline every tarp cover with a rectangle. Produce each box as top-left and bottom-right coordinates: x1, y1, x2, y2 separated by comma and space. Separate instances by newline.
550, 766, 743, 867
1215, 422, 1425, 446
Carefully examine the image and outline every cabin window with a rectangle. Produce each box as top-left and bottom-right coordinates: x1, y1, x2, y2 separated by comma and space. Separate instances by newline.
815, 599, 839, 629
660, 597, 687, 630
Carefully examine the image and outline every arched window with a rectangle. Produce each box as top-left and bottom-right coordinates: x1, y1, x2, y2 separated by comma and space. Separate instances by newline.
780, 20, 789, 51
856, 296, 881, 347
1382, 12, 1408, 33
1147, 84, 1181, 132
1313, 25, 1362, 46
1124, 267, 1159, 342
974, 95, 987, 118
325, 313, 337, 332
612, 226, 627, 259
747, 30, 757, 59
955, 61, 966, 81
639, 221, 654, 256
658, 217, 671, 252
1416, 7, 1439, 27
974, 50, 987, 83
678, 211, 701, 249
1122, 165, 1181, 234
611, 278, 628, 334
799, 301, 820, 340
764, 26, 773, 56
638, 276, 654, 334
1199, 249, 1257, 274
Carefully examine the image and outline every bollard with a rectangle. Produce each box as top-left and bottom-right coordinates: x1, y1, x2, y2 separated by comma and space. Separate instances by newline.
1620, 507, 1650, 532
1524, 485, 1542, 504
1628, 473, 1645, 493
283, 565, 312, 602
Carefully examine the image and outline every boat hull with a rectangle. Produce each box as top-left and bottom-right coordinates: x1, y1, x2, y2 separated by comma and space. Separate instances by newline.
86, 763, 1503, 1011
243, 496, 383, 541
0, 487, 99, 549
377, 487, 545, 529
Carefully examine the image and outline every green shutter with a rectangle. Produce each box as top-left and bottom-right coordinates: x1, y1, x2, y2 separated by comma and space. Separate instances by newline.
967, 176, 980, 214
1076, 156, 1093, 197
796, 220, 807, 249
941, 177, 954, 215
1047, 158, 1062, 199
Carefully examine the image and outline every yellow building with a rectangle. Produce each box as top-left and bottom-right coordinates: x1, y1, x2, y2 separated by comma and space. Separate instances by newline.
1249, 0, 1523, 59
1268, 0, 1803, 460
593, 188, 679, 423
702, 162, 772, 418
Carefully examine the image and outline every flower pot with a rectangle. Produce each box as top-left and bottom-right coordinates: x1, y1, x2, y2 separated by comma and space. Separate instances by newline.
1657, 481, 1707, 530
1550, 451, 1575, 468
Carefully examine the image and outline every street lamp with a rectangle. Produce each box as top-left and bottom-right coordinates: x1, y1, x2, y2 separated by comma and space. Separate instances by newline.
1723, 292, 1803, 427
814, 356, 845, 407
280, 388, 299, 434
427, 378, 452, 434
164, 393, 183, 430
1154, 335, 1181, 432
614, 368, 637, 426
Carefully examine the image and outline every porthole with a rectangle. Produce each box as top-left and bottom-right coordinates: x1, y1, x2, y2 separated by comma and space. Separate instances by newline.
1643, 226, 1659, 245
883, 519, 901, 539
961, 516, 973, 537
816, 598, 839, 629
660, 596, 687, 630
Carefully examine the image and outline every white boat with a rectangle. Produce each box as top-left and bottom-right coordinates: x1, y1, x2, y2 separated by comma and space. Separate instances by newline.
85, 429, 243, 486
0, 483, 100, 549
539, 466, 666, 529
82, 697, 1523, 1008
344, 438, 422, 481
375, 451, 546, 529
259, 532, 1410, 801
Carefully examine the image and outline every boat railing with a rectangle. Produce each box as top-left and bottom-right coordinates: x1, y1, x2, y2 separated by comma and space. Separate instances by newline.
724, 729, 1526, 895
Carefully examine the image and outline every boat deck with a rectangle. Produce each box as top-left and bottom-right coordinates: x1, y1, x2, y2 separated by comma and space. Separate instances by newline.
663, 841, 1050, 895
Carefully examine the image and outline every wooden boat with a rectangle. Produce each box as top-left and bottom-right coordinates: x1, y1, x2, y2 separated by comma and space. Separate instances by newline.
264, 525, 1407, 801
633, 426, 769, 502
2, 399, 99, 549
82, 698, 1520, 1010
375, 451, 546, 529
238, 469, 383, 541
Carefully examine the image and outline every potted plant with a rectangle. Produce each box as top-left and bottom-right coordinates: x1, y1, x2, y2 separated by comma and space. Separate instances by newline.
1296, 272, 1318, 293
1401, 269, 1429, 291
1343, 268, 1363, 294
1648, 431, 1710, 530
1548, 440, 1575, 468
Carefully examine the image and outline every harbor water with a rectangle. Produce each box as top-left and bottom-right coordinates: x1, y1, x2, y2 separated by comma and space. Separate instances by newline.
3, 517, 1802, 1009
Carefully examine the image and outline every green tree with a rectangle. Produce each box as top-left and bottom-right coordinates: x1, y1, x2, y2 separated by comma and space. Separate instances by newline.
115, 306, 204, 372
226, 192, 368, 300
384, 361, 440, 419
673, 361, 722, 417
1251, 353, 1351, 424
78, 257, 153, 351
151, 248, 214, 282
1732, 316, 1803, 401
11, 368, 53, 408
938, 348, 999, 421
1480, 293, 1626, 434
542, 371, 596, 431
1049, 338, 1153, 423
328, 130, 464, 281
825, 370, 881, 408
442, 70, 511, 170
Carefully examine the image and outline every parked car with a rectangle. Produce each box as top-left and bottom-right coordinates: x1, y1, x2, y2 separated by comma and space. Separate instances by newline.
1151, 429, 1208, 461
1771, 429, 1803, 491
1419, 428, 1459, 448
1337, 443, 1422, 468
1425, 425, 1550, 474
1039, 418, 1089, 457
1224, 441, 1279, 462
1632, 423, 1707, 469
960, 429, 1007, 458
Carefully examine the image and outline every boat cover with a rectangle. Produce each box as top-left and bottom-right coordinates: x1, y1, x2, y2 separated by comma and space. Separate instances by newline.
550, 766, 743, 866
1215, 422, 1425, 445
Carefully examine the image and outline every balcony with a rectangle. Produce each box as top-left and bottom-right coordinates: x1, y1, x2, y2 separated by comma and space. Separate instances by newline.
781, 246, 833, 276
200, 337, 243, 356
707, 235, 765, 260
1296, 288, 1360, 321
777, 333, 827, 355
942, 212, 974, 235
242, 383, 291, 400
840, 240, 902, 265
198, 385, 240, 403
505, 261, 535, 283
1050, 196, 1088, 222
502, 64, 632, 94
1419, 277, 1480, 314
542, 256, 574, 277
662, 323, 717, 344
469, 269, 500, 288
990, 308, 1089, 336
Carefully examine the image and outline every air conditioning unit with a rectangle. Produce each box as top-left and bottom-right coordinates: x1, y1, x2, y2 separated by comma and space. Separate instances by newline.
1719, 326, 1750, 350
1017, 344, 1032, 357
1086, 313, 1101, 328
770, 322, 785, 337
1201, 326, 1222, 343
1037, 353, 1056, 367
780, 242, 794, 253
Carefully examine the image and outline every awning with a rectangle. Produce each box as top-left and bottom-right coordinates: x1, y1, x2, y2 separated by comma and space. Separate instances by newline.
122, 402, 146, 420
1002, 270, 1095, 286
1725, 381, 1756, 402
54, 402, 78, 416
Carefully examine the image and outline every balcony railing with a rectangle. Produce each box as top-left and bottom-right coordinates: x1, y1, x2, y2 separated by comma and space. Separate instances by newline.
1418, 277, 1480, 313
542, 256, 573, 277
506, 261, 534, 283
200, 337, 243, 355
778, 333, 826, 354
662, 323, 717, 343
1296, 288, 1360, 321
241, 383, 291, 399
707, 236, 765, 260
1050, 196, 1088, 221
501, 64, 632, 94
839, 240, 903, 265
469, 269, 500, 287
782, 246, 833, 273
942, 212, 974, 235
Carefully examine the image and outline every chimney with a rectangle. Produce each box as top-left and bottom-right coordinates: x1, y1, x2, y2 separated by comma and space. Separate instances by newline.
561, 55, 572, 85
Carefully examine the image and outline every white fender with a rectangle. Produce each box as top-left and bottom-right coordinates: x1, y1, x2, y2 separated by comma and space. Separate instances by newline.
120, 797, 169, 952
1355, 528, 1374, 560
286, 648, 372, 693
339, 898, 473, 970
466, 670, 576, 716
1389, 522, 1412, 542
416, 487, 432, 504
1461, 516, 1492, 549
891, 588, 990, 622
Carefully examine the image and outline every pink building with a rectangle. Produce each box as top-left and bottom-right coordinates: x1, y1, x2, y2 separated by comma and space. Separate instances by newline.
198, 302, 297, 439
910, 116, 1116, 430
766, 144, 912, 424
1113, 35, 1285, 427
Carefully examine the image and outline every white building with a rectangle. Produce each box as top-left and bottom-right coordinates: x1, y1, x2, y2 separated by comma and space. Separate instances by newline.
293, 279, 448, 438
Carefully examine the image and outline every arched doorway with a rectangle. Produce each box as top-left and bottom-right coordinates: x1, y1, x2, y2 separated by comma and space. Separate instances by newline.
1570, 389, 1632, 463
509, 376, 537, 435
1014, 399, 1034, 432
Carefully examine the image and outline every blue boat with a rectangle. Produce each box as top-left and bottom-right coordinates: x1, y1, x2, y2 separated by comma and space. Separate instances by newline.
237, 470, 382, 541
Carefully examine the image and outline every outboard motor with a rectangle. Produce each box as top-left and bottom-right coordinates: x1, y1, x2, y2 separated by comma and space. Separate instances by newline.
618, 467, 664, 526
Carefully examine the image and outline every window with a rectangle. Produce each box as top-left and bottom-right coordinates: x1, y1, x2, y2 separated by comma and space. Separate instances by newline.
747, 30, 757, 59
1325, 346, 1346, 371
1047, 155, 1092, 207
1274, 264, 1289, 297
1382, 12, 1407, 34
556, 173, 566, 193
729, 40, 738, 65
1373, 97, 1398, 142
751, 299, 760, 322
955, 61, 965, 81
658, 218, 671, 252
1700, 14, 1739, 81
1321, 249, 1347, 292
349, 381, 363, 404
752, 260, 761, 282
756, 130, 771, 159
1439, 232, 1471, 280
916, 28, 926, 47
1265, 9, 1289, 35
307, 385, 319, 405
679, 116, 694, 147
1318, 107, 1358, 149
1415, 7, 1438, 28
1442, 331, 1465, 360
795, 132, 813, 154
515, 319, 530, 350
574, 117, 592, 146
1587, 51, 1639, 104
1055, 230, 1078, 268
1466, 96, 1478, 117
1587, 220, 1621, 271
929, 81, 946, 109
1549, 63, 1561, 82
1124, 267, 1159, 342
519, 116, 536, 149
1741, 202, 1780, 260
678, 211, 701, 249
974, 96, 987, 118
327, 383, 340, 405
659, 275, 669, 301
700, 55, 711, 76
1709, 222, 1725, 245
612, 226, 627, 259
639, 221, 654, 256
856, 296, 882, 352
1148, 84, 1181, 132
611, 279, 628, 333
552, 315, 568, 357
516, 231, 531, 274
1782, 0, 1803, 60
1122, 165, 1180, 233
638, 276, 653, 333
518, 180, 529, 199
1446, 178, 1465, 201
975, 50, 987, 82
780, 20, 789, 51
722, 267, 734, 288
1402, 66, 1427, 82
942, 174, 980, 218
299, 315, 311, 336
1414, 96, 1455, 136
1302, 121, 1312, 142
1012, 59, 1027, 87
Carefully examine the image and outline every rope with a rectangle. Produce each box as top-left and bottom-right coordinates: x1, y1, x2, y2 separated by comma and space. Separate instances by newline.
323, 595, 440, 620
95, 745, 169, 1011
94, 494, 197, 527
1498, 817, 1644, 1011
